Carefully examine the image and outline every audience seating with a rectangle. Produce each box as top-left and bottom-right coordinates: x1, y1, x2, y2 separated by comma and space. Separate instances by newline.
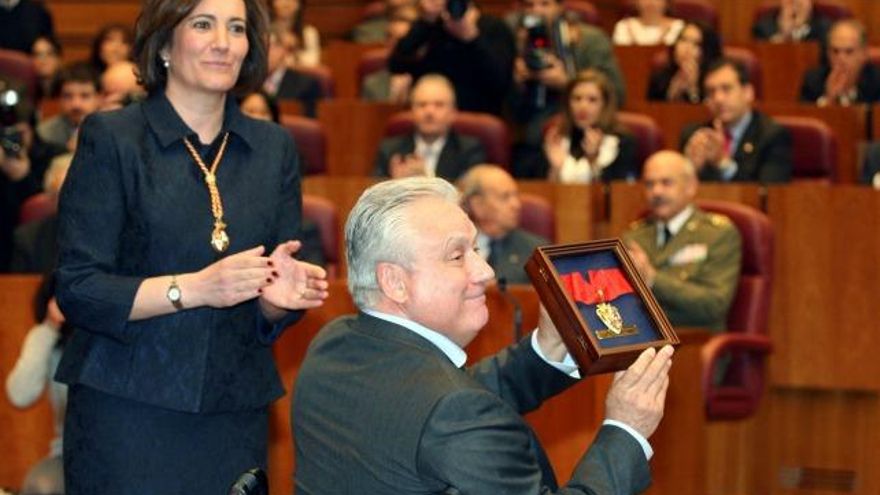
281, 115, 328, 175
622, 0, 719, 31
356, 47, 391, 92
18, 193, 54, 225
774, 115, 837, 183
359, 0, 386, 21
518, 192, 556, 242
302, 194, 340, 278
296, 65, 336, 99
618, 111, 664, 170
695, 199, 774, 421
0, 48, 38, 102
384, 111, 512, 167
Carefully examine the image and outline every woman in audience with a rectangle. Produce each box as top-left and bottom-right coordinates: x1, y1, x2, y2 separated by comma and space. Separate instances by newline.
270, 0, 320, 67
30, 36, 63, 101
5, 274, 68, 495
55, 0, 327, 492
647, 21, 722, 103
613, 0, 684, 46
543, 69, 638, 183
88, 23, 133, 75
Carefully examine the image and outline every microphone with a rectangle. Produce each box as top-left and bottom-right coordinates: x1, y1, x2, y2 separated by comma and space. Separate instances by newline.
228, 468, 268, 495
497, 276, 523, 341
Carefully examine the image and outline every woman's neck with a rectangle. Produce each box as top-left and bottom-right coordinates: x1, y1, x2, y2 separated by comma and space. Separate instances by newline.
640, 12, 666, 26
165, 83, 226, 144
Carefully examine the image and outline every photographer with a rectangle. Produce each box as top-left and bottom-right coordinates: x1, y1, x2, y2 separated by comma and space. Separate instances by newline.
388, 0, 515, 116
1, 79, 66, 271
508, 0, 624, 177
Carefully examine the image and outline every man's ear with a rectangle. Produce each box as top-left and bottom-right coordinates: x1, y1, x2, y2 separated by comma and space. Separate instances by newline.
376, 262, 408, 304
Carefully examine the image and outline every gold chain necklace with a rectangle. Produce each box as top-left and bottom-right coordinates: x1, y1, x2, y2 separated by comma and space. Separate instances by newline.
183, 132, 231, 253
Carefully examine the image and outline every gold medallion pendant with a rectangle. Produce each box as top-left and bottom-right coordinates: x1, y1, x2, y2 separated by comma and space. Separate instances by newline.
211, 223, 229, 253
596, 301, 624, 335
183, 133, 231, 253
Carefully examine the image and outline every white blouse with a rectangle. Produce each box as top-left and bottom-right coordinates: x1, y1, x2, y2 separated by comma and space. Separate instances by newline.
555, 134, 621, 184
612, 17, 684, 46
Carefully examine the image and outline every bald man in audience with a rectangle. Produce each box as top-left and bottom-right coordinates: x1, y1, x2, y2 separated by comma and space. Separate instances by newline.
624, 151, 741, 332
100, 60, 145, 110
373, 74, 485, 180
680, 58, 792, 183
800, 19, 880, 106
459, 165, 547, 285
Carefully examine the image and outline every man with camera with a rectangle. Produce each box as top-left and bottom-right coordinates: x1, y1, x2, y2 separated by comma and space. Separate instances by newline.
1, 79, 67, 271
388, 0, 515, 116
508, 0, 625, 178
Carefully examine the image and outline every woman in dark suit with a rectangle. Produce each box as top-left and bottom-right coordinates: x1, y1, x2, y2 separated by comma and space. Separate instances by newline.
542, 69, 639, 183
647, 21, 722, 103
55, 0, 328, 493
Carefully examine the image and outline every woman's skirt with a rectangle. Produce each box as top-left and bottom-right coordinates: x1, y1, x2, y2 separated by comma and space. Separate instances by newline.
64, 384, 268, 495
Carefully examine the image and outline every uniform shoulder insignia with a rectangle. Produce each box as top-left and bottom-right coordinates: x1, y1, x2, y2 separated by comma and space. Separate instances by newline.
707, 213, 732, 227
628, 218, 647, 230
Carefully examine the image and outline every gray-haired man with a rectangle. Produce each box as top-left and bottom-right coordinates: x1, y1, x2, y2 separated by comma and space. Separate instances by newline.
292, 177, 674, 494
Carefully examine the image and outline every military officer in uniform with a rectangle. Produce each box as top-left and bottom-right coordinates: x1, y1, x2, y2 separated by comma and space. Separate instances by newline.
624, 150, 741, 332
458, 165, 547, 285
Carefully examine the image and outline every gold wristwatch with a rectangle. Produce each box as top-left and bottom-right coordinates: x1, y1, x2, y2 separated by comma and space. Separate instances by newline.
167, 275, 183, 310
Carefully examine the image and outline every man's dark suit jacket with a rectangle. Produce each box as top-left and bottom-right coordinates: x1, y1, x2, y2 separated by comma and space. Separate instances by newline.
751, 12, 831, 42
293, 312, 650, 494
373, 131, 486, 181
490, 228, 547, 285
799, 63, 880, 104
272, 69, 322, 118
680, 111, 792, 183
10, 214, 58, 274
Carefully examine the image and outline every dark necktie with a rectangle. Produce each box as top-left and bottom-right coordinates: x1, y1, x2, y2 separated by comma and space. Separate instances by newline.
660, 224, 672, 247
487, 238, 502, 268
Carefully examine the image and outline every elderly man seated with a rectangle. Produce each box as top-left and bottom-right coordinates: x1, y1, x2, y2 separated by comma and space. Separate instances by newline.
293, 176, 674, 494
624, 150, 741, 332
373, 74, 485, 180
458, 164, 547, 284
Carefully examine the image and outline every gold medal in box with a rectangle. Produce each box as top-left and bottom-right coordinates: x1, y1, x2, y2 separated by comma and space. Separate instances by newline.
525, 240, 679, 375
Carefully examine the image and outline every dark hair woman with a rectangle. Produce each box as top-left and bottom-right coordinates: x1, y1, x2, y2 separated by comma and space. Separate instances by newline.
55, 0, 328, 492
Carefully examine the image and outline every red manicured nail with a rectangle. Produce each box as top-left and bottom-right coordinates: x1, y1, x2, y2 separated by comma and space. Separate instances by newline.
266, 278, 273, 283
258, 288, 263, 293
272, 271, 279, 278
267, 260, 274, 267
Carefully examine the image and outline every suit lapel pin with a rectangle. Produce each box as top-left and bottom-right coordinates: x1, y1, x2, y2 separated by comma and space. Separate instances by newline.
743, 142, 754, 154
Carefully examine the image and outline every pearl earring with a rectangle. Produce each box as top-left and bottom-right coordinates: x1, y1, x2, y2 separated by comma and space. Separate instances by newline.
162, 57, 170, 69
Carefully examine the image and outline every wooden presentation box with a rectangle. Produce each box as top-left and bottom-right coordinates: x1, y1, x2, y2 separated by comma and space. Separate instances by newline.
525, 239, 679, 375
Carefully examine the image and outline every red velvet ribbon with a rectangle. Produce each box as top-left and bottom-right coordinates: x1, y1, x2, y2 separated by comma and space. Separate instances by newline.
559, 268, 634, 305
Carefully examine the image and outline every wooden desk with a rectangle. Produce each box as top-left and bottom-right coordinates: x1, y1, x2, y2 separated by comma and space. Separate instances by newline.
766, 184, 880, 391
752, 43, 821, 102
315, 100, 405, 176
321, 41, 385, 99
0, 275, 53, 491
